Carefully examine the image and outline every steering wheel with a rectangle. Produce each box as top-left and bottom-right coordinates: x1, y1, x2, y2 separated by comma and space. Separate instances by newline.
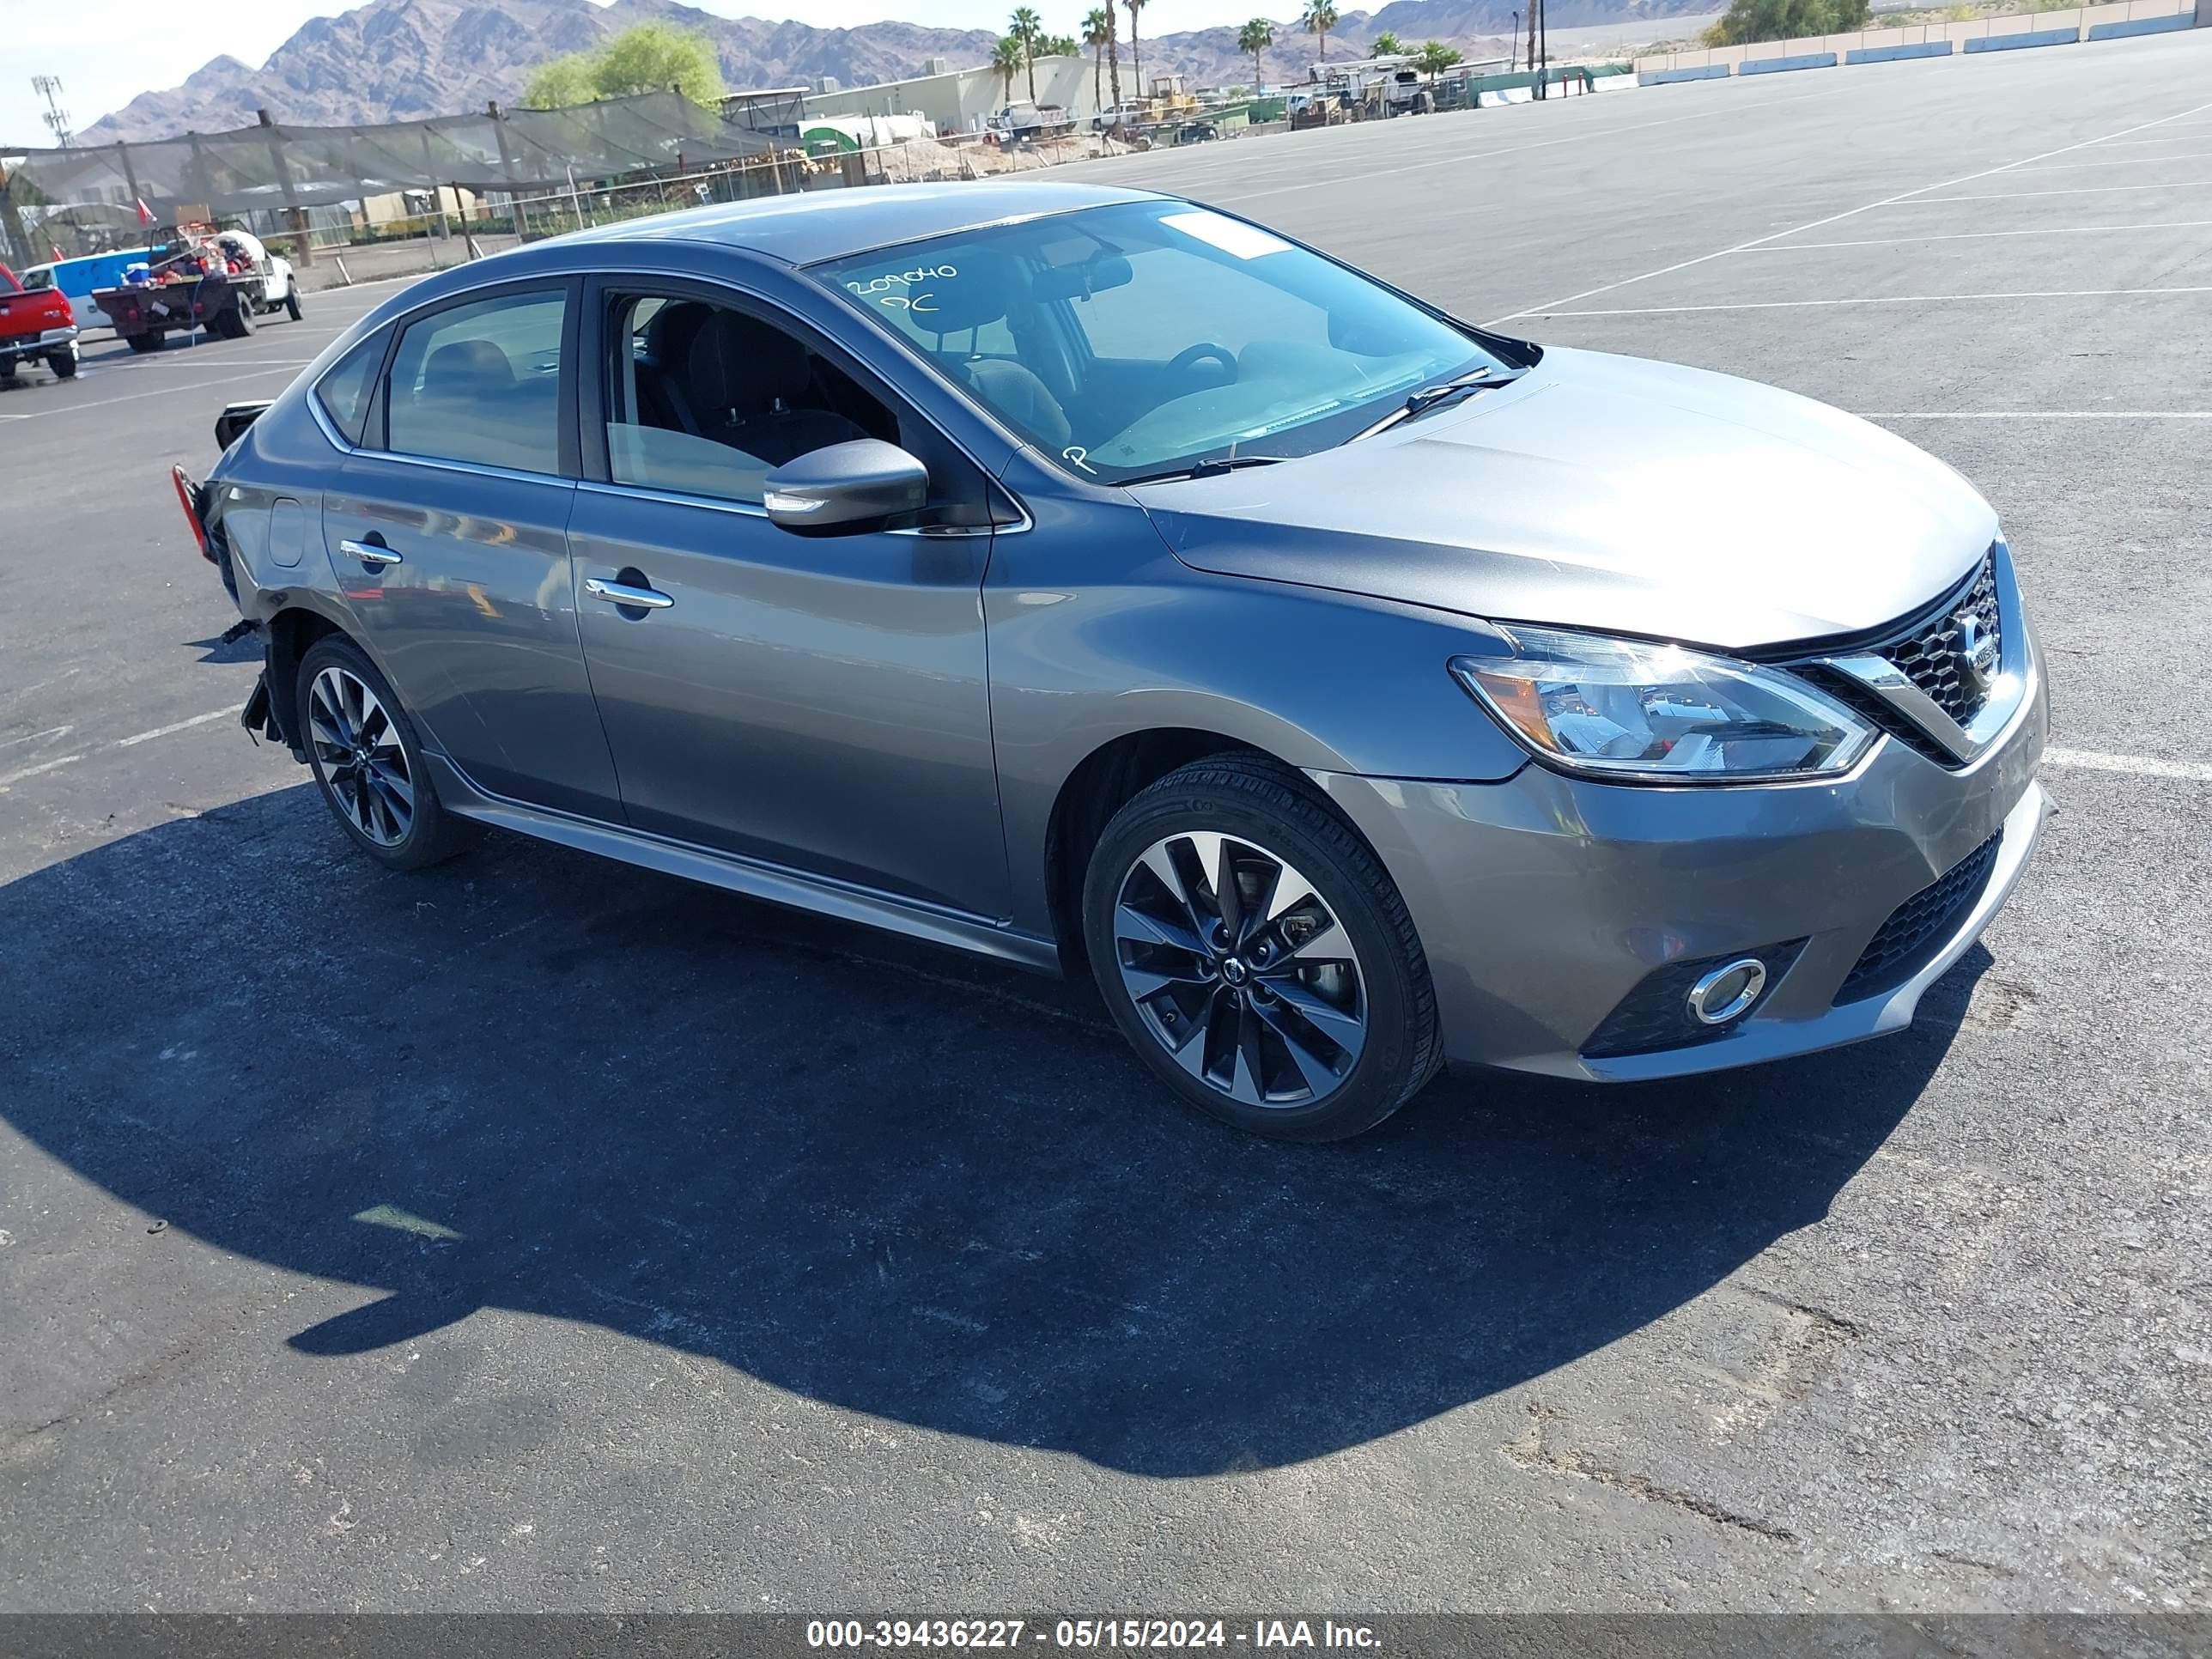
1167, 343, 1237, 383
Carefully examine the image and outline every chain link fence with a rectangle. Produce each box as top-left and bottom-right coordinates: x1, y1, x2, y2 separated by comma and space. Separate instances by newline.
1, 88, 1146, 283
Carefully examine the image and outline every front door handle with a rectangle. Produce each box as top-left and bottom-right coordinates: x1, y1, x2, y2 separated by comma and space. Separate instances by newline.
583, 576, 674, 611
338, 538, 402, 568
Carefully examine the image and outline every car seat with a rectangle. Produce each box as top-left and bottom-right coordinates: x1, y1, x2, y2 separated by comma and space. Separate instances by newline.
687, 312, 867, 467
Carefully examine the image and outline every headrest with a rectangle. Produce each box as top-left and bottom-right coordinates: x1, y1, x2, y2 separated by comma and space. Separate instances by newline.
901, 246, 1026, 338
645, 300, 712, 363
422, 338, 514, 395
689, 310, 811, 413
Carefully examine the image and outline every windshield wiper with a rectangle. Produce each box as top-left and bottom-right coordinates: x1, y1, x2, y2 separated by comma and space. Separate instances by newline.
1352, 366, 1521, 441
1118, 454, 1292, 486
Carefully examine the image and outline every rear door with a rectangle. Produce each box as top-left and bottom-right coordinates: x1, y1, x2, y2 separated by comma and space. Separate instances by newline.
321, 278, 623, 820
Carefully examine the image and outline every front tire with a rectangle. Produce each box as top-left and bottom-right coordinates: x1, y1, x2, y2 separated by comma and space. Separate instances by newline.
296, 635, 475, 871
284, 289, 303, 321
1081, 755, 1442, 1142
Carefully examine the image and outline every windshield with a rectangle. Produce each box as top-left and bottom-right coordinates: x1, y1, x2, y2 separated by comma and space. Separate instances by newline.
814, 200, 1520, 485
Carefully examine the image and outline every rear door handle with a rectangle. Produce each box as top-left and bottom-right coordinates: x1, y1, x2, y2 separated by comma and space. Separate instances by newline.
583, 577, 674, 611
338, 538, 402, 567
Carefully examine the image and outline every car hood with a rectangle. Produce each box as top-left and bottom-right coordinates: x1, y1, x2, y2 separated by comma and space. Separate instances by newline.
1133, 346, 1998, 652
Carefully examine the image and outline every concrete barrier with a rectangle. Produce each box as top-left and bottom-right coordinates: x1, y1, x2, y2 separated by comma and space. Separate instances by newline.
1965, 26, 2080, 50
2087, 10, 2192, 33
1640, 64, 1733, 82
1741, 51, 1838, 72
1846, 40, 1954, 62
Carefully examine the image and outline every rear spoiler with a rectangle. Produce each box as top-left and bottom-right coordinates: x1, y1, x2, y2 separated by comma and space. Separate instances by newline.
215, 399, 275, 450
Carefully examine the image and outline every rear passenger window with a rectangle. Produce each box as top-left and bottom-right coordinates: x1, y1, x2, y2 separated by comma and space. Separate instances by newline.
386, 289, 566, 474
314, 328, 386, 447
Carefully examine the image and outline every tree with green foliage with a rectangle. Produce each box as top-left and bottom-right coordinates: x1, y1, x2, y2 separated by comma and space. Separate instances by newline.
1302, 0, 1339, 62
1084, 8, 1114, 108
1237, 16, 1276, 82
1371, 29, 1405, 54
1010, 6, 1042, 100
1415, 39, 1462, 78
992, 33, 1027, 101
1043, 33, 1080, 56
1703, 0, 1868, 45
523, 21, 724, 109
1126, 0, 1148, 99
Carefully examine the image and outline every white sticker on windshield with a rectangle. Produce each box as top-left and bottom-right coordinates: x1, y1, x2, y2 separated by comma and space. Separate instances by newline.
1159, 210, 1291, 260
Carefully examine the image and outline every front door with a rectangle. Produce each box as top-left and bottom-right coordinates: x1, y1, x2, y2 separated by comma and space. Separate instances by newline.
565, 281, 1009, 920
322, 279, 623, 820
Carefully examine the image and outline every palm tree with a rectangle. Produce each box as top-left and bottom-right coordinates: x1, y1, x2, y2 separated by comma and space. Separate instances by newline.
1102, 0, 1122, 106
1236, 17, 1274, 85
1301, 0, 1337, 60
992, 33, 1025, 102
1372, 28, 1404, 54
1125, 0, 1146, 102
1083, 9, 1113, 106
1415, 39, 1462, 82
1010, 6, 1042, 100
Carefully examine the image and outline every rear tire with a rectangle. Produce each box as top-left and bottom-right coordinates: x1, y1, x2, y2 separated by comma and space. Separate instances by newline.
127, 331, 162, 354
295, 635, 477, 872
1081, 754, 1443, 1142
226, 305, 255, 338
50, 347, 78, 380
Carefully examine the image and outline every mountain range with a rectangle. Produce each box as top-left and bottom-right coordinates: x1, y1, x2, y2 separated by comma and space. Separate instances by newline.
77, 0, 1712, 144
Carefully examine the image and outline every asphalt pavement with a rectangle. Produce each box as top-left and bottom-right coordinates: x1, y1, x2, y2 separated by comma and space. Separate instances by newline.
3, 33, 2209, 1614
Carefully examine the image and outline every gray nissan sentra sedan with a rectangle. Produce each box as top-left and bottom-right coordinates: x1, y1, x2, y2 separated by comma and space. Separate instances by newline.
182, 179, 2048, 1141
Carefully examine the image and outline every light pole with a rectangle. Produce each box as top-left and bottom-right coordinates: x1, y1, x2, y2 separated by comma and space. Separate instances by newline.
1510, 12, 1519, 70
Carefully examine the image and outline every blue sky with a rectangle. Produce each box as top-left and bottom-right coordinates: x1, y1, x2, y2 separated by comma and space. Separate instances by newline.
3, 0, 1279, 154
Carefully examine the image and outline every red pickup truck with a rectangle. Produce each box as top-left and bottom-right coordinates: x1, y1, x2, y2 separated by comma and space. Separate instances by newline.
0, 263, 81, 383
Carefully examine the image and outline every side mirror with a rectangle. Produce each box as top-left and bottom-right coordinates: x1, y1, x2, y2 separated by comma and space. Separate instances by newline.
763, 440, 930, 533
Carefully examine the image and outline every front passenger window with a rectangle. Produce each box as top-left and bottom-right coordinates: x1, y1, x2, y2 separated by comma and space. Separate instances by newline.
386, 289, 566, 474
603, 293, 887, 505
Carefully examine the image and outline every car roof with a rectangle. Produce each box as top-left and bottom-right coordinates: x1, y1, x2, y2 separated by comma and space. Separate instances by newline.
557, 179, 1165, 265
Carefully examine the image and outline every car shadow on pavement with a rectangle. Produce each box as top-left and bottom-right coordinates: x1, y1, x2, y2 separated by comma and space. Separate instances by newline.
3, 782, 1981, 1477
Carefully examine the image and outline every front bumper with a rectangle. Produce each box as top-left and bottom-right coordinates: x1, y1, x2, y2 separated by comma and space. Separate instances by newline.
1317, 617, 2050, 1083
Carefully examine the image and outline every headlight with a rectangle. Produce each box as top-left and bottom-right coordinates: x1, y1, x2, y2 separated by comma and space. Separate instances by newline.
1449, 625, 1877, 784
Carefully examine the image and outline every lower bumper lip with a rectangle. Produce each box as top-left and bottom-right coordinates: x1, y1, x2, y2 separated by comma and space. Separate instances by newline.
1560, 779, 2051, 1083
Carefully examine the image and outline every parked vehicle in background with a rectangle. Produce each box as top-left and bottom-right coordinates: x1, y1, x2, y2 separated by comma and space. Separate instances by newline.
179, 181, 2049, 1142
0, 264, 79, 382
20, 246, 157, 333
992, 101, 1076, 142
93, 225, 303, 353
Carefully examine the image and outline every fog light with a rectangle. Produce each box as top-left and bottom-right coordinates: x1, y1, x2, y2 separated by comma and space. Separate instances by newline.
1686, 958, 1767, 1026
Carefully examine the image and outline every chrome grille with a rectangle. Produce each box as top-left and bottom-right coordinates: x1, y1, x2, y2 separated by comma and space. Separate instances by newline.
1880, 550, 2001, 725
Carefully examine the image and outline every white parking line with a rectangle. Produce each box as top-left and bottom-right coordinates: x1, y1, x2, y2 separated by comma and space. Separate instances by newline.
1486, 98, 2212, 325
1910, 179, 2212, 203
2046, 748, 2212, 783
0, 363, 303, 422
1745, 220, 2212, 252
0, 753, 85, 789
114, 708, 238, 747
1, 725, 72, 751
0, 707, 245, 792
2006, 153, 2212, 173
1539, 285, 2212, 317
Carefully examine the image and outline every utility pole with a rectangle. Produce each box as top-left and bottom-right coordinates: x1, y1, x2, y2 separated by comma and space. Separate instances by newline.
32, 75, 73, 147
